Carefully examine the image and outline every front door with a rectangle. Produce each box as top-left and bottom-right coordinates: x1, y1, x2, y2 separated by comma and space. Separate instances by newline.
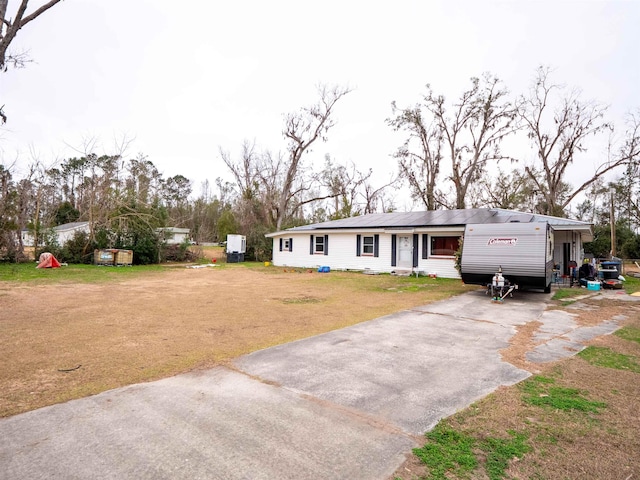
398, 235, 413, 268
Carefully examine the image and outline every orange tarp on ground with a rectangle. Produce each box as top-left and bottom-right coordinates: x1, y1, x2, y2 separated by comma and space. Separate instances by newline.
36, 252, 61, 269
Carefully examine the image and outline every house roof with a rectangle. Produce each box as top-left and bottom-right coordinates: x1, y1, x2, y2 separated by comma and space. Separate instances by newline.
267, 208, 593, 239
53, 221, 89, 232
284, 209, 493, 231
158, 227, 190, 234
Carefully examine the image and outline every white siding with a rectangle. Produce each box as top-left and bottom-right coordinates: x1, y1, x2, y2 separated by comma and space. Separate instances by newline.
23, 223, 90, 247
57, 226, 89, 245
158, 228, 191, 245
273, 232, 393, 272
270, 229, 462, 278
417, 257, 459, 278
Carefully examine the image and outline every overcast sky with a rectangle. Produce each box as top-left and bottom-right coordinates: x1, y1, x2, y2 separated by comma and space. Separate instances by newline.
1, 0, 638, 209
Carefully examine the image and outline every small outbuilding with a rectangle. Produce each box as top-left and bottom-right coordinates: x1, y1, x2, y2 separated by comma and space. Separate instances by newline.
226, 234, 246, 263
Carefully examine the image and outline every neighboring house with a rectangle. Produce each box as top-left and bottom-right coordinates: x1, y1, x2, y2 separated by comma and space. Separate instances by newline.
21, 221, 90, 247
266, 208, 593, 279
22, 223, 191, 247
157, 227, 191, 245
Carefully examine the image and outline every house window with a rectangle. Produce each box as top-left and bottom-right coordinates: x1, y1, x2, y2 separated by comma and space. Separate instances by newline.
356, 234, 379, 257
362, 236, 374, 255
430, 236, 460, 256
310, 234, 328, 255
279, 237, 293, 252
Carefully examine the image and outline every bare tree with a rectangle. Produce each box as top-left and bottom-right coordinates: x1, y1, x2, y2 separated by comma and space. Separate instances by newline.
618, 149, 640, 231
359, 173, 398, 214
1, 0, 64, 122
315, 155, 372, 219
220, 140, 260, 202
431, 73, 519, 209
0, 0, 62, 68
573, 177, 607, 223
518, 67, 639, 216
276, 84, 351, 229
472, 167, 542, 211
391, 74, 518, 210
220, 85, 352, 233
387, 103, 443, 210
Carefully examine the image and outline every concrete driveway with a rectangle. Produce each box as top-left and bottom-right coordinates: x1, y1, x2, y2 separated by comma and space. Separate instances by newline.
1, 289, 630, 479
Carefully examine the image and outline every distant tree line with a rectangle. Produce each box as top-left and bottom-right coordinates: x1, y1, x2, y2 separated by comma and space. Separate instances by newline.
0, 150, 235, 263
1, 70, 640, 264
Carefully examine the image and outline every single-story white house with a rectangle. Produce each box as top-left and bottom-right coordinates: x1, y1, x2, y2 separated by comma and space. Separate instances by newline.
265, 208, 593, 279
157, 227, 191, 245
22, 223, 191, 247
22, 221, 90, 247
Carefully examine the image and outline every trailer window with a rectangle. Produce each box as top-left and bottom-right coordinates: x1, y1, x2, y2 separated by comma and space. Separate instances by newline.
430, 236, 460, 256
314, 235, 325, 253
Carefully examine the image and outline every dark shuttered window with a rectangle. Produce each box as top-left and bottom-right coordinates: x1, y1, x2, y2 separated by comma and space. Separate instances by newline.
391, 234, 397, 267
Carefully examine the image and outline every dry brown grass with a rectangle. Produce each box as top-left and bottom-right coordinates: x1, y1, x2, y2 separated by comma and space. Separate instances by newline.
0, 264, 474, 417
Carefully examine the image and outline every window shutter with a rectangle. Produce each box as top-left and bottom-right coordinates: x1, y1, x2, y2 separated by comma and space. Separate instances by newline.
289, 238, 293, 252
374, 234, 379, 258
310, 235, 314, 255
413, 234, 419, 268
422, 234, 428, 259
324, 235, 329, 256
279, 238, 283, 252
356, 235, 361, 257
391, 234, 397, 267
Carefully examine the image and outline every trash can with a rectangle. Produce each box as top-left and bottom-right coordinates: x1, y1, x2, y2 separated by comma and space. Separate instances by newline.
226, 252, 244, 263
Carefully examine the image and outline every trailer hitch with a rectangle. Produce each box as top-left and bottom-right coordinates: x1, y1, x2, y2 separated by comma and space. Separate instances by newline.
489, 284, 518, 302
486, 266, 518, 302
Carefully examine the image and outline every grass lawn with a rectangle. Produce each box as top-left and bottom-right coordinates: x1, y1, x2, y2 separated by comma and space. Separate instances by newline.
0, 261, 475, 417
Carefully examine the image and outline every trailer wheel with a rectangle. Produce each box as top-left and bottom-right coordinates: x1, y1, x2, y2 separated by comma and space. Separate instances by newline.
544, 283, 551, 294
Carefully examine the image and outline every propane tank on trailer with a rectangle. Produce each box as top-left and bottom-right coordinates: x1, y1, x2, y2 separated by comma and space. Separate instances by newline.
492, 266, 505, 288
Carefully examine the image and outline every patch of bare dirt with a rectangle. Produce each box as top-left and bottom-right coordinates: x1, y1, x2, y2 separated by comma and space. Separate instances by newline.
499, 320, 544, 372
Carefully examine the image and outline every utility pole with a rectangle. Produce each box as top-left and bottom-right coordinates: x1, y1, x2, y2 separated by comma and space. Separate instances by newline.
610, 187, 616, 258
